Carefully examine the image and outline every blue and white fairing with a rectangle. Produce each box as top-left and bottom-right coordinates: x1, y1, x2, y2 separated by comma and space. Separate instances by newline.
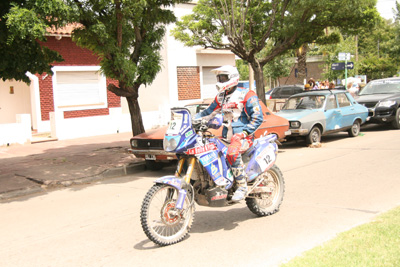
163, 108, 198, 153
158, 108, 278, 209
196, 138, 234, 189
162, 108, 234, 189
244, 134, 278, 181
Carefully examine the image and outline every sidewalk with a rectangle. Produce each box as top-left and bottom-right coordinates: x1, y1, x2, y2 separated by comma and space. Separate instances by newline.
0, 132, 145, 201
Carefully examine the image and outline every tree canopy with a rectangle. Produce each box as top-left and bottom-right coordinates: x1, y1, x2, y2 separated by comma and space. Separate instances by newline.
0, 0, 70, 83
172, 0, 379, 103
68, 0, 190, 135
2, 0, 189, 135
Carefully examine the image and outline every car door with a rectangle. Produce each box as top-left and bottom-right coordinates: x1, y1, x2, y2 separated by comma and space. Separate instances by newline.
280, 87, 295, 99
270, 87, 282, 99
324, 94, 343, 131
336, 92, 356, 127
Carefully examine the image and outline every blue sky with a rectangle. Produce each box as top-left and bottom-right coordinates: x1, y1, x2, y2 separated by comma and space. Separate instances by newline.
376, 0, 398, 19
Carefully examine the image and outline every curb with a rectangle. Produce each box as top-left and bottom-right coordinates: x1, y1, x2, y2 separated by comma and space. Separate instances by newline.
0, 162, 146, 201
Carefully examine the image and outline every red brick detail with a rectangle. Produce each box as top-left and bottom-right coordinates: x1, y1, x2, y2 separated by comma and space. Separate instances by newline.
37, 37, 122, 120
106, 79, 121, 108
177, 67, 201, 100
38, 73, 54, 121
40, 36, 99, 66
64, 108, 110, 119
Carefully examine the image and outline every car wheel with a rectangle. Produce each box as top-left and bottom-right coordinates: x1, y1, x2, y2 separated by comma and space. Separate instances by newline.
306, 126, 321, 145
145, 160, 164, 171
391, 108, 400, 129
348, 120, 361, 137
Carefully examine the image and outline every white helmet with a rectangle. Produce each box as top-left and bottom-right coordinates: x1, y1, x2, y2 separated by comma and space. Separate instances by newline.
211, 65, 240, 93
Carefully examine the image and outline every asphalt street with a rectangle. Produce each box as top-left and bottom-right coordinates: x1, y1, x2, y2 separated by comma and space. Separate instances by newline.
0, 124, 399, 267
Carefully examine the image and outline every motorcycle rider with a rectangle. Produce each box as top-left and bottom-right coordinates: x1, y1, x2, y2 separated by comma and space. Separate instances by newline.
195, 65, 263, 201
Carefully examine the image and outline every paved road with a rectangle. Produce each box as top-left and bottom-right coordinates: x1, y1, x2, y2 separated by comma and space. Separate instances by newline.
1, 125, 399, 267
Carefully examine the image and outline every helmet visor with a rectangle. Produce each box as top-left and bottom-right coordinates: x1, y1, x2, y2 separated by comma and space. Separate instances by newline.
217, 74, 229, 83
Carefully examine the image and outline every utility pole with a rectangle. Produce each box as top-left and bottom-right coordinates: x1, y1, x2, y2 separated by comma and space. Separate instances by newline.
355, 35, 358, 75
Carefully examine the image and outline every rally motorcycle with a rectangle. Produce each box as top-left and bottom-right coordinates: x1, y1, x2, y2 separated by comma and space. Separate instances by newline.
140, 107, 285, 246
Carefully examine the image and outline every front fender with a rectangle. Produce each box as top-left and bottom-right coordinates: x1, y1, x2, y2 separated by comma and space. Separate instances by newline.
154, 175, 183, 190
154, 176, 187, 210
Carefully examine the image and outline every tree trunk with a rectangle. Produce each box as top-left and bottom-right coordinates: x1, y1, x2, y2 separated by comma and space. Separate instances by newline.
250, 61, 266, 104
126, 96, 145, 136
108, 83, 145, 136
296, 43, 308, 84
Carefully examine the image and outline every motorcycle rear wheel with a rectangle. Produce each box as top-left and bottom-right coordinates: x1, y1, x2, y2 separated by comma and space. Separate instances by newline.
140, 184, 195, 246
246, 164, 285, 217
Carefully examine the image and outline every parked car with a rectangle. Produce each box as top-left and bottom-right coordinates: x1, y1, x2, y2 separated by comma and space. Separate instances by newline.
276, 90, 368, 145
355, 77, 400, 129
265, 85, 304, 99
237, 80, 256, 90
129, 98, 291, 170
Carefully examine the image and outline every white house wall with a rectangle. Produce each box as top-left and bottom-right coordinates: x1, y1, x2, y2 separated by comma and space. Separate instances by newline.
137, 3, 235, 130
0, 80, 32, 124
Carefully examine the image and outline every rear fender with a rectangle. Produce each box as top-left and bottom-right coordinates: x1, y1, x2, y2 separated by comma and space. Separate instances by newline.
154, 176, 187, 210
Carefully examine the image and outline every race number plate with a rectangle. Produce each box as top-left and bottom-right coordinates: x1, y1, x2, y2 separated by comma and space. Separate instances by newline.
145, 154, 156, 160
255, 145, 276, 171
167, 113, 183, 135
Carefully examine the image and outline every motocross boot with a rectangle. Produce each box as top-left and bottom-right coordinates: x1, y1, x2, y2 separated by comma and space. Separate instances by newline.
231, 165, 248, 202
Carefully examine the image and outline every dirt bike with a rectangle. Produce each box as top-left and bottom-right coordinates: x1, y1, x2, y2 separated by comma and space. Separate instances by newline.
140, 107, 285, 246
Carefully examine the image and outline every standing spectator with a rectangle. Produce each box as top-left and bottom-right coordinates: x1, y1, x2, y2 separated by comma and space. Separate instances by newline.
359, 79, 366, 93
304, 84, 311, 91
328, 82, 335, 89
319, 81, 327, 89
308, 78, 318, 90
347, 82, 358, 97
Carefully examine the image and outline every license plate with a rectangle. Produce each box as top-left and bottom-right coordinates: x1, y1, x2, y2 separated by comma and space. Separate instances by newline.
145, 154, 156, 160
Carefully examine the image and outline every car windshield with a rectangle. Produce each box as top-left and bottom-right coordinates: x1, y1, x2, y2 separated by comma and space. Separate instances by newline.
283, 95, 326, 110
359, 79, 400, 95
185, 104, 208, 116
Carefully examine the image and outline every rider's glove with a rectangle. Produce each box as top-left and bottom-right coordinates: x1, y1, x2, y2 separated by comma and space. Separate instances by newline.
231, 131, 248, 143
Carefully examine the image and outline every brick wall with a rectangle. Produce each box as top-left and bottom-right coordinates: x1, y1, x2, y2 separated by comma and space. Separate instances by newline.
279, 61, 326, 85
177, 67, 201, 100
37, 73, 54, 121
64, 108, 109, 119
41, 37, 99, 66
37, 36, 121, 121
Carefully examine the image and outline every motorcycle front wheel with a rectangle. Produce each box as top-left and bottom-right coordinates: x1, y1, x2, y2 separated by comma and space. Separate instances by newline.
246, 164, 285, 217
140, 184, 195, 246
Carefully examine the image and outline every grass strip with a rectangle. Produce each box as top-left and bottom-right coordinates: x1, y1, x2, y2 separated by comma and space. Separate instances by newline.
282, 206, 400, 267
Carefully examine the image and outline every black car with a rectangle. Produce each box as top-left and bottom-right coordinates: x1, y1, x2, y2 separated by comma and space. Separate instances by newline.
265, 85, 304, 99
356, 77, 400, 129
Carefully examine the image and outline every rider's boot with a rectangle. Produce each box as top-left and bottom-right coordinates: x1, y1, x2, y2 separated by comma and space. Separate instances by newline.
231, 165, 248, 202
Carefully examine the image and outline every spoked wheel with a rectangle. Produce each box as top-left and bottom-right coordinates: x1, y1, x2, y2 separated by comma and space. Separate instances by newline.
140, 184, 194, 246
246, 165, 285, 217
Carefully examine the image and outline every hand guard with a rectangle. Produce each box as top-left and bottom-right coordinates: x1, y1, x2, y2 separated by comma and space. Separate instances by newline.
231, 132, 247, 143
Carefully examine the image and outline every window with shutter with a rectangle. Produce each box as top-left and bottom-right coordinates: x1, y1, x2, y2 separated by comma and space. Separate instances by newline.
53, 66, 107, 110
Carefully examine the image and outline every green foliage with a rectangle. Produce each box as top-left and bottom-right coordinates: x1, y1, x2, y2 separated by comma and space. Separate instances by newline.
358, 56, 398, 80
236, 60, 249, 80
0, 0, 70, 83
357, 16, 399, 80
172, 0, 379, 101
70, 0, 188, 90
311, 31, 358, 81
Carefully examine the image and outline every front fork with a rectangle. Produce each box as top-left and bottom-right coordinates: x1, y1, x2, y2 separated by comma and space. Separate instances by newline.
155, 157, 196, 209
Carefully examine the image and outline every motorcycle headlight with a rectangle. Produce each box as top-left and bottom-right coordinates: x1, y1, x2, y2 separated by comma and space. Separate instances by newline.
290, 121, 301, 128
131, 139, 138, 148
163, 136, 180, 151
377, 100, 396, 107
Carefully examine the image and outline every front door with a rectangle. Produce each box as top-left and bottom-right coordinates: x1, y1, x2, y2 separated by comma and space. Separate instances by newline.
324, 94, 343, 131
